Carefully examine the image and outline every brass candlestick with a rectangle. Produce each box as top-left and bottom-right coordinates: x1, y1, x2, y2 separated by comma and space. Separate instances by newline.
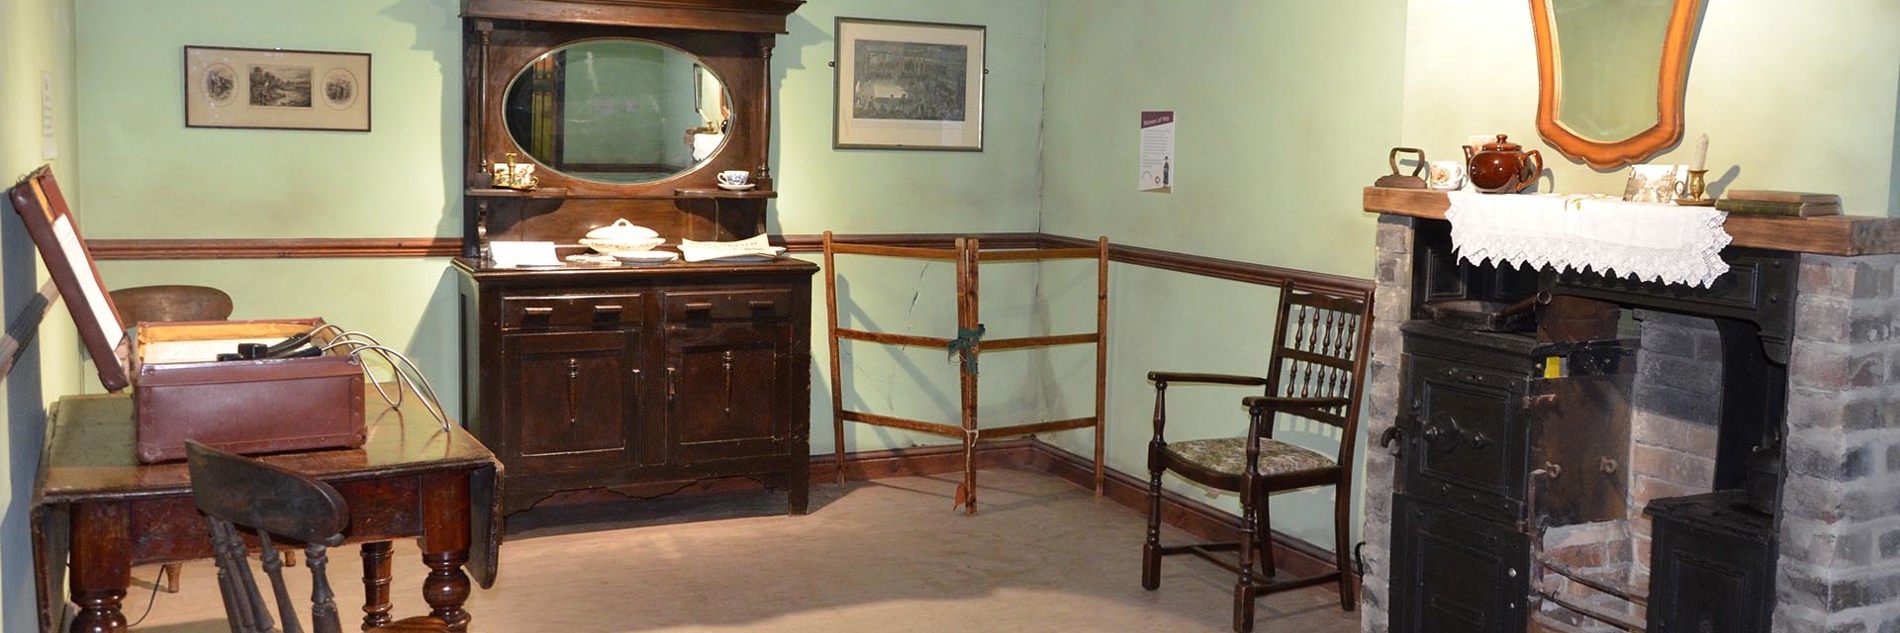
1678, 168, 1712, 206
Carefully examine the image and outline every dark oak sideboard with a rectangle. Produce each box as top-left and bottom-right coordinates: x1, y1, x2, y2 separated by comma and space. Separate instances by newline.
453, 258, 816, 515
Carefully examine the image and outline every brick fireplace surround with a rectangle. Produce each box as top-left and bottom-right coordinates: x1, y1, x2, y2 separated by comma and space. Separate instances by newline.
1361, 189, 1900, 633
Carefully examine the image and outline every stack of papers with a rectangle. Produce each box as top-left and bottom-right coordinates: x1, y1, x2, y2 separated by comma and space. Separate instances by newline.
679, 234, 785, 263
488, 241, 563, 268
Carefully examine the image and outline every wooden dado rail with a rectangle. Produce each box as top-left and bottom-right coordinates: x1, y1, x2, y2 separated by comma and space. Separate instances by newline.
87, 233, 1374, 294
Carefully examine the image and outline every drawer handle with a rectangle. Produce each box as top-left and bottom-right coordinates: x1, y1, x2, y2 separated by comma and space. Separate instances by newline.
748, 300, 777, 310
523, 307, 554, 316
685, 301, 714, 312
593, 304, 624, 313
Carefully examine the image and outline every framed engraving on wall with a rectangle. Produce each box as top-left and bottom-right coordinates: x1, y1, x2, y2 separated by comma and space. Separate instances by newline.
833, 18, 985, 151
184, 46, 370, 132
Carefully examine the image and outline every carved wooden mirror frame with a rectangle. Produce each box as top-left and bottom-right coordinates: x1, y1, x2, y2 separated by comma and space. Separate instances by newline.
1531, 0, 1705, 169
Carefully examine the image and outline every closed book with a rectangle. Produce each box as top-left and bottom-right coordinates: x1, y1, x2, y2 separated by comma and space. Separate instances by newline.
1725, 189, 1841, 205
1715, 198, 1841, 217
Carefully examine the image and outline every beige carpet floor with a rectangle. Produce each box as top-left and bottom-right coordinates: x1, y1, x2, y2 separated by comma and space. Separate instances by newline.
125, 468, 1358, 632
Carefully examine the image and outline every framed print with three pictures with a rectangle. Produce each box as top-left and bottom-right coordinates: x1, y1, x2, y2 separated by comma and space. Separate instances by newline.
184, 46, 370, 132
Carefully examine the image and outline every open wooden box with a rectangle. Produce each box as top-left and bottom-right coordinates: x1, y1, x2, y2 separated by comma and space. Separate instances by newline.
8, 166, 365, 463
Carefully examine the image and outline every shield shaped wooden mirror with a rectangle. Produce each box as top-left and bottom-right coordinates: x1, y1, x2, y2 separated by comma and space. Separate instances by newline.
1531, 0, 1706, 169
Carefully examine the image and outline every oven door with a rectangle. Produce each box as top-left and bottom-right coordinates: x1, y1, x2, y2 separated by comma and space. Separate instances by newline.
1400, 353, 1532, 524
1524, 355, 1634, 529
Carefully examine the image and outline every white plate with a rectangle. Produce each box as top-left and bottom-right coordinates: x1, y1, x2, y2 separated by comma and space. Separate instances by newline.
716, 183, 756, 191
611, 250, 679, 265
564, 253, 621, 267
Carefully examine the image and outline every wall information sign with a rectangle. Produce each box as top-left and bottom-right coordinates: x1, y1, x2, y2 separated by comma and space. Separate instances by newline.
1140, 110, 1174, 193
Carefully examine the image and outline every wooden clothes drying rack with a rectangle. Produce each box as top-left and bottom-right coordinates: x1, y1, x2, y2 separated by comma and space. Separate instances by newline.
823, 232, 1109, 514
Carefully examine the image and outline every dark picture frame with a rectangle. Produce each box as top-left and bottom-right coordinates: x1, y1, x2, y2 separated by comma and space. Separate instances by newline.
184, 46, 371, 132
833, 18, 985, 151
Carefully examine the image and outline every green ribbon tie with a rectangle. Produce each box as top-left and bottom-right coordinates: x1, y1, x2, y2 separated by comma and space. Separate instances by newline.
946, 324, 985, 374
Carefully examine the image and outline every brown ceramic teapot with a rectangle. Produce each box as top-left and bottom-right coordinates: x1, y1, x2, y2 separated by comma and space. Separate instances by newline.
1464, 134, 1543, 193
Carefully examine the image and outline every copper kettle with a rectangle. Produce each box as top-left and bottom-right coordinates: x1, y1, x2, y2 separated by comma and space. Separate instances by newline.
1464, 134, 1543, 194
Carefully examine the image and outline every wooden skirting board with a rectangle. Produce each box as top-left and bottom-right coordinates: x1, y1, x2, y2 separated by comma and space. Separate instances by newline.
810, 438, 1362, 594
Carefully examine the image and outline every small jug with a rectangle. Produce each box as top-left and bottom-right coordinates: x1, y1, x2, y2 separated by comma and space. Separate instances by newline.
1464, 134, 1543, 194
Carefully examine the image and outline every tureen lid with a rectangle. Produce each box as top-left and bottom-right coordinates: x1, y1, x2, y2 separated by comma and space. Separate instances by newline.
585, 218, 658, 240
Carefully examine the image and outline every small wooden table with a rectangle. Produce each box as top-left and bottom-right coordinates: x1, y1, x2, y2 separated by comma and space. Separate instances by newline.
30, 390, 502, 633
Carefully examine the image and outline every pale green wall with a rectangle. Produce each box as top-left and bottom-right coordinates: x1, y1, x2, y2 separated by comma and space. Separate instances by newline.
74, 0, 463, 239
1036, 0, 1409, 547
0, 1, 82, 630
69, 0, 467, 419
772, 1, 1045, 235
64, 0, 1051, 464
774, 0, 1049, 455
1403, 0, 1900, 214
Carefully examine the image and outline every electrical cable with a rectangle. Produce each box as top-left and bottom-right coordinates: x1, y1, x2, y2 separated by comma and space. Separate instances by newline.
125, 568, 164, 627
318, 335, 450, 431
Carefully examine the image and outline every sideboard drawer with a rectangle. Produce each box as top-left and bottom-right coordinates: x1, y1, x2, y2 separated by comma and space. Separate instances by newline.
501, 294, 642, 330
662, 289, 794, 322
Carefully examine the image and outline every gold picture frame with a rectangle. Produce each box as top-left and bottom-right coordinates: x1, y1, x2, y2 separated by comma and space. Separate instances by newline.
833, 18, 985, 151
184, 46, 371, 132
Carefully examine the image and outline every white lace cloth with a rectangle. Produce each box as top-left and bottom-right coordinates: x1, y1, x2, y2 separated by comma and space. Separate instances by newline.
1444, 191, 1733, 287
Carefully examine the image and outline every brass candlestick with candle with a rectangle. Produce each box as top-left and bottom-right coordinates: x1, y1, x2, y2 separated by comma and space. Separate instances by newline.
1676, 134, 1715, 206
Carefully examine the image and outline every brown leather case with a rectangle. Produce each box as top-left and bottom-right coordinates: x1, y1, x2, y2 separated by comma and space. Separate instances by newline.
9, 167, 368, 463
130, 319, 366, 463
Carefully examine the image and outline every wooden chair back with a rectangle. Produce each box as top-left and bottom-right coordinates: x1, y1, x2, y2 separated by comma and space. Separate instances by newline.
1261, 284, 1372, 433
186, 440, 350, 633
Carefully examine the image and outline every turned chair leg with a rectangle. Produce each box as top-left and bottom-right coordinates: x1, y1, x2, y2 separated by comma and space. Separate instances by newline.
1257, 494, 1276, 578
1142, 467, 1163, 590
1334, 484, 1357, 611
1234, 480, 1259, 633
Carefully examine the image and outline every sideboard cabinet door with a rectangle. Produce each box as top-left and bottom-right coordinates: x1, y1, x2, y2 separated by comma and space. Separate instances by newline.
500, 328, 644, 475
663, 307, 794, 464
665, 326, 791, 463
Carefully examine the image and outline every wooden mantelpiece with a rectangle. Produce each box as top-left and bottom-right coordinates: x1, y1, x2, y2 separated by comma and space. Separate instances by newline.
1364, 187, 1900, 256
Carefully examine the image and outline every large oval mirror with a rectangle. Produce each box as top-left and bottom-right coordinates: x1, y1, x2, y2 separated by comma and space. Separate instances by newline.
504, 39, 732, 184
1532, 0, 1704, 169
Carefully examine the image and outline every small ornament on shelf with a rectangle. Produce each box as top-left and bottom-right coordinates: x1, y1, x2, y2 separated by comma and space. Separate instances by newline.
488, 152, 538, 191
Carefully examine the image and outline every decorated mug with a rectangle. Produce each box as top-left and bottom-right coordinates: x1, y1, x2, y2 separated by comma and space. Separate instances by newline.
1427, 160, 1466, 190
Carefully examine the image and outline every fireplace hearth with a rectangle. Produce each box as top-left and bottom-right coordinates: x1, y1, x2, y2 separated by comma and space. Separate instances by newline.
1360, 197, 1900, 633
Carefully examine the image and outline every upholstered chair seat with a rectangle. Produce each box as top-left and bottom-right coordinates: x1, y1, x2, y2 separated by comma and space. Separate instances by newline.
1163, 436, 1336, 478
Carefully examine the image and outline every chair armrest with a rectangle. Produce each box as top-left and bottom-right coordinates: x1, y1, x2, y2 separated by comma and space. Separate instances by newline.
1148, 371, 1269, 387
1241, 395, 1351, 415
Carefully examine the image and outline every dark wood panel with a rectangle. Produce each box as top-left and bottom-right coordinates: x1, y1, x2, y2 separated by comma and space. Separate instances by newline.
501, 329, 641, 472
665, 323, 792, 461
462, 0, 803, 34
